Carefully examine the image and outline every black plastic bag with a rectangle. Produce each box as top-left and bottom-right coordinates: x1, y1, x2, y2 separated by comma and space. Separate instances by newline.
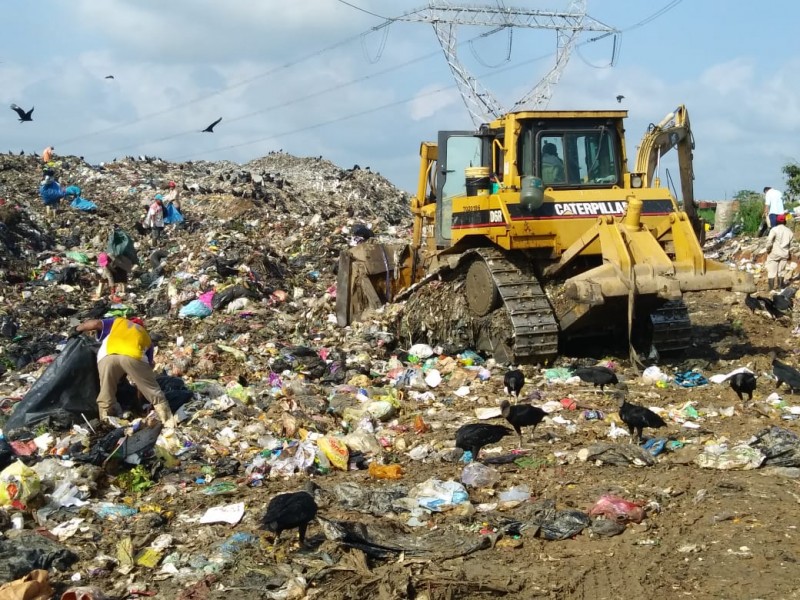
750, 426, 800, 467
211, 284, 255, 310
0, 532, 79, 583
0, 437, 13, 470
156, 374, 194, 411
537, 509, 592, 540
5, 336, 101, 432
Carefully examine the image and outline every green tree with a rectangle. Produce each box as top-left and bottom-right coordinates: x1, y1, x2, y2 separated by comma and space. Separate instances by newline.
783, 162, 800, 204
733, 189, 764, 235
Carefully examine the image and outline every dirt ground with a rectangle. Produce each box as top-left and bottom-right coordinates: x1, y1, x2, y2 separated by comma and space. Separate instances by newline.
134, 288, 800, 600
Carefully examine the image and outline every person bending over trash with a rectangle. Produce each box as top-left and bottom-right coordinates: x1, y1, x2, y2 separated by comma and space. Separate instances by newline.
75, 316, 175, 426
95, 251, 133, 299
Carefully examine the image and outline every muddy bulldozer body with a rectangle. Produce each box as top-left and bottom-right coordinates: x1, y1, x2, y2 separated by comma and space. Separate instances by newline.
337, 107, 754, 363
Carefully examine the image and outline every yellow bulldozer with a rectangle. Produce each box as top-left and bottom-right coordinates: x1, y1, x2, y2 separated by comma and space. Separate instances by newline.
336, 105, 754, 363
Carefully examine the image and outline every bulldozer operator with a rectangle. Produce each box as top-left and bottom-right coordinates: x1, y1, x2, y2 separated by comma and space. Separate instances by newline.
541, 141, 565, 185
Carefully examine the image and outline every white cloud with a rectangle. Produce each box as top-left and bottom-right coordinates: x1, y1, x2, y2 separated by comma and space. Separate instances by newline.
408, 85, 459, 120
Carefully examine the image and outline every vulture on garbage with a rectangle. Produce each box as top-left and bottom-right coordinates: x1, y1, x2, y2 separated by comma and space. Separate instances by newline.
745, 293, 787, 320
573, 365, 618, 390
261, 482, 318, 547
771, 286, 797, 313
617, 392, 666, 442
455, 423, 512, 460
729, 372, 756, 402
770, 351, 800, 393
503, 369, 525, 400
500, 400, 545, 447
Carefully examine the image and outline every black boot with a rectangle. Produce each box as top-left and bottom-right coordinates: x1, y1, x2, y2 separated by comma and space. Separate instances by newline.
768, 278, 776, 291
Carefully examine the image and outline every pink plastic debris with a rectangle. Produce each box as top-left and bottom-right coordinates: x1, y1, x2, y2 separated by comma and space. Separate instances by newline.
588, 494, 645, 523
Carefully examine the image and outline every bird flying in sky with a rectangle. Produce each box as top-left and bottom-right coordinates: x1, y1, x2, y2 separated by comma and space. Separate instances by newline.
105, 75, 115, 79
10, 104, 34, 122
616, 95, 625, 103
202, 117, 222, 133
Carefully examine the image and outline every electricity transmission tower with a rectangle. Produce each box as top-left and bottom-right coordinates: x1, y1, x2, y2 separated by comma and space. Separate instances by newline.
395, 1, 618, 126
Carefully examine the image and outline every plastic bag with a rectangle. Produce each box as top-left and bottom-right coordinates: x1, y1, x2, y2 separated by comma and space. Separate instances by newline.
368, 463, 403, 480
317, 437, 349, 471
537, 509, 591, 540
642, 365, 670, 384
409, 478, 469, 512
498, 484, 531, 504
179, 299, 212, 318
408, 343, 434, 359
588, 494, 645, 523
70, 196, 98, 212
461, 462, 500, 488
750, 427, 800, 467
694, 444, 765, 470
342, 429, 382, 455
5, 336, 101, 431
211, 284, 253, 310
107, 227, 138, 265
163, 202, 184, 225
0, 460, 42, 508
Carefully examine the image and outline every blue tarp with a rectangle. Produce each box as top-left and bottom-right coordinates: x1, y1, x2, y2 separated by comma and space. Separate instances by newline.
164, 202, 184, 224
70, 196, 97, 211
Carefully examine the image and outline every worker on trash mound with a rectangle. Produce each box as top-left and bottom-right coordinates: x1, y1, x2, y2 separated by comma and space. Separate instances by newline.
75, 316, 175, 426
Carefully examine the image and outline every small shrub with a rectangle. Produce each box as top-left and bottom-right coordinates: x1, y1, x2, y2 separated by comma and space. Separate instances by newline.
736, 198, 764, 235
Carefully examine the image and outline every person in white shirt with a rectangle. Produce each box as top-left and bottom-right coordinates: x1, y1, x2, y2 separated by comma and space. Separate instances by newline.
144, 195, 166, 243
164, 181, 181, 210
765, 213, 793, 290
764, 186, 785, 228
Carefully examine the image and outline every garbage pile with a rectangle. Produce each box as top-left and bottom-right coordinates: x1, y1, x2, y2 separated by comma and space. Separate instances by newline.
0, 151, 798, 598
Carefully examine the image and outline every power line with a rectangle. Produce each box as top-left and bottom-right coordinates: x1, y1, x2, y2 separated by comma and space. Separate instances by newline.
168, 43, 571, 162
622, 0, 683, 32
334, 0, 390, 20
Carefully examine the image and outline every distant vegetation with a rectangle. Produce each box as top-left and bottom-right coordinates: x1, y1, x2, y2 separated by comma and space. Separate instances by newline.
783, 162, 800, 204
733, 189, 764, 235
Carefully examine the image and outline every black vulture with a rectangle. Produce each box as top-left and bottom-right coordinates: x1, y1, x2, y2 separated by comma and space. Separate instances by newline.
729, 372, 756, 402
201, 117, 222, 133
617, 393, 666, 442
503, 369, 525, 400
573, 366, 618, 390
10, 104, 33, 122
455, 423, 512, 459
500, 400, 545, 447
770, 351, 800, 393
261, 483, 318, 547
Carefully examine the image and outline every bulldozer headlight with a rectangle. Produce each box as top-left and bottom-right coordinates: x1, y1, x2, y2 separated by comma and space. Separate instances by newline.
631, 174, 643, 188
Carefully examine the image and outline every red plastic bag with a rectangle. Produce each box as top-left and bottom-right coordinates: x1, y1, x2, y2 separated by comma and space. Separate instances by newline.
588, 494, 644, 523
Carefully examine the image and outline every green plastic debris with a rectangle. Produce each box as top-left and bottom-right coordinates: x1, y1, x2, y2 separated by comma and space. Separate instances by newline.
65, 251, 90, 264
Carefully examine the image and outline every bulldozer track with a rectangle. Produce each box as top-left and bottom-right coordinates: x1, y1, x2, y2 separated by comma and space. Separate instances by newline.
464, 247, 559, 362
648, 300, 692, 352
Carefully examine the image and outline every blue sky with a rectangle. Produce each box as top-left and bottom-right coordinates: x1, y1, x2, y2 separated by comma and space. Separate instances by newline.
1, 0, 798, 200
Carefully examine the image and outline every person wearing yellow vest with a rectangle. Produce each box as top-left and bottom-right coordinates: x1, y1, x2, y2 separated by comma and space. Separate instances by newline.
75, 316, 175, 425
